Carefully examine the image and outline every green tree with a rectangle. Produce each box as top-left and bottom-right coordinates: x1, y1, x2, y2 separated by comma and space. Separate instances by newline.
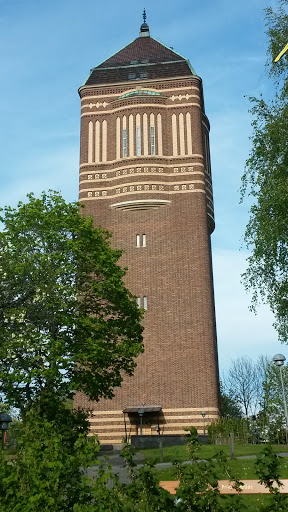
262, 362, 288, 442
0, 191, 143, 419
0, 410, 99, 512
219, 384, 242, 419
255, 444, 288, 511
224, 356, 268, 417
241, 0, 288, 342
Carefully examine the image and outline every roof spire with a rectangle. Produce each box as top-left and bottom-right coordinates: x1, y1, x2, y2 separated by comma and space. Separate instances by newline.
140, 8, 150, 37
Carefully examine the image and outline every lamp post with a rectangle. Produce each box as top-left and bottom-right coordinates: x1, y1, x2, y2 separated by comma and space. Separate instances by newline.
273, 354, 288, 442
138, 408, 144, 436
0, 413, 12, 449
201, 411, 206, 436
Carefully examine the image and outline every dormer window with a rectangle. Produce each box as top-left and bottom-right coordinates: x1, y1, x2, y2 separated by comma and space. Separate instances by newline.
140, 72, 148, 79
128, 73, 136, 80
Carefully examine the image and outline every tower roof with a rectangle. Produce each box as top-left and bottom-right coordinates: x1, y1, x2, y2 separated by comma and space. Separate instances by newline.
84, 31, 195, 86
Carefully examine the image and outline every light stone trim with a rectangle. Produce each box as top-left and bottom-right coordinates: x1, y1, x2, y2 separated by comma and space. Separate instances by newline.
79, 75, 202, 97
81, 102, 201, 118
80, 85, 201, 102
80, 163, 204, 177
92, 410, 123, 415
81, 179, 205, 192
79, 170, 204, 185
83, 101, 108, 109
90, 431, 126, 437
80, 188, 206, 201
80, 154, 204, 168
90, 421, 216, 430
170, 93, 199, 101
110, 199, 171, 208
89, 414, 218, 423
162, 407, 218, 413
90, 417, 134, 423
87, 435, 123, 442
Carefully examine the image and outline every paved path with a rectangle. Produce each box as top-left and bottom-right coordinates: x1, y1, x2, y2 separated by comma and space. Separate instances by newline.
87, 450, 288, 485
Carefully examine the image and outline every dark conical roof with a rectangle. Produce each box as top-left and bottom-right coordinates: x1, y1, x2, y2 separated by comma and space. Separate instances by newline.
84, 35, 195, 86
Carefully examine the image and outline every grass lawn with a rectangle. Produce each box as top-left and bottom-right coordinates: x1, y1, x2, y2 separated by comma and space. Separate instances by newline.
141, 444, 288, 512
140, 442, 288, 464
155, 456, 288, 480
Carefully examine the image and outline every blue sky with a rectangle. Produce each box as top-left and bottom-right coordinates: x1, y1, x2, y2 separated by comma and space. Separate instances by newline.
0, 0, 284, 372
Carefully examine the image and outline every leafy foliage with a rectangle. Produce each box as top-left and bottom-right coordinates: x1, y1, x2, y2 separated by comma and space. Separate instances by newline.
241, 1, 288, 342
219, 383, 242, 419
255, 444, 288, 511
261, 363, 288, 442
0, 408, 100, 511
2, 418, 288, 511
208, 417, 257, 445
174, 433, 244, 511
0, 191, 143, 416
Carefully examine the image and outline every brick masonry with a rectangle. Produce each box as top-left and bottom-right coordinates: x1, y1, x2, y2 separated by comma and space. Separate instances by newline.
75, 33, 220, 443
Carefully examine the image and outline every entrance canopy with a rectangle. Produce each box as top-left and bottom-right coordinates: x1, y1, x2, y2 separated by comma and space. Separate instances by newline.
123, 405, 162, 414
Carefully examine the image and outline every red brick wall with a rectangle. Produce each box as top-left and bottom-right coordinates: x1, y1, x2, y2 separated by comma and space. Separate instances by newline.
75, 75, 220, 440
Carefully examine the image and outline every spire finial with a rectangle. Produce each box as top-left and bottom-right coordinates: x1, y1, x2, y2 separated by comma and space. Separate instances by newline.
140, 8, 150, 37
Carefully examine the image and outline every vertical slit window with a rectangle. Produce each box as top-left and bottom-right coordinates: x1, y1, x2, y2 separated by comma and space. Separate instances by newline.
143, 296, 147, 310
136, 126, 141, 156
122, 129, 127, 158
136, 297, 141, 308
142, 234, 146, 247
150, 126, 155, 155
136, 234, 140, 247
88, 121, 93, 163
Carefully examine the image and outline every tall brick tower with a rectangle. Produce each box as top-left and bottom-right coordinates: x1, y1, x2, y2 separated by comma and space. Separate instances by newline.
77, 15, 220, 443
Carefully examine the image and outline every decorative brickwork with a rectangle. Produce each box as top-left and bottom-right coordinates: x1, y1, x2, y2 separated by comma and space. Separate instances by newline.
75, 24, 220, 443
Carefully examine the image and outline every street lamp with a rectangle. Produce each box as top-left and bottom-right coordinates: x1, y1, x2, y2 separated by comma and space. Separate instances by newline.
201, 411, 206, 436
138, 408, 145, 436
273, 354, 288, 442
0, 413, 12, 449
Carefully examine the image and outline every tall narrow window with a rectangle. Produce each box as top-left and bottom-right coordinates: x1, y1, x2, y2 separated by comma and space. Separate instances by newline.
172, 114, 178, 156
150, 126, 155, 155
136, 234, 140, 247
116, 117, 121, 160
136, 297, 141, 308
88, 121, 93, 163
143, 296, 148, 310
142, 234, 146, 247
136, 126, 141, 156
122, 129, 127, 158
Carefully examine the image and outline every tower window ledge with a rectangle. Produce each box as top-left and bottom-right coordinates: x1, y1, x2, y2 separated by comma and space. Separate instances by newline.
110, 199, 171, 211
